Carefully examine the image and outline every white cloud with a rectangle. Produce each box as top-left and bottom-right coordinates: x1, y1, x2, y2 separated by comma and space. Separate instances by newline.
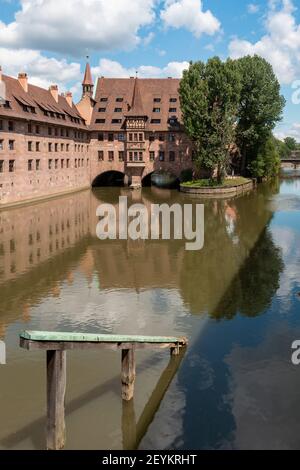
247, 3, 260, 14
275, 122, 300, 141
0, 48, 80, 90
229, 0, 300, 84
143, 31, 155, 46
0, 0, 156, 55
161, 0, 220, 38
92, 58, 189, 78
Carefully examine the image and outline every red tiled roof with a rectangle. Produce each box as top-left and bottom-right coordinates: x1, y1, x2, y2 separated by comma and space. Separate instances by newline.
91, 77, 183, 132
0, 74, 87, 129
126, 78, 146, 117
82, 62, 93, 86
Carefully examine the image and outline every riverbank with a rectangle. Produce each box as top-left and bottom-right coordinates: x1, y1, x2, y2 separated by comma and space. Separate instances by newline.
180, 177, 254, 197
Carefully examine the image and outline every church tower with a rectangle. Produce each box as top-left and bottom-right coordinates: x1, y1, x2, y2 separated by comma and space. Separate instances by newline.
82, 61, 94, 98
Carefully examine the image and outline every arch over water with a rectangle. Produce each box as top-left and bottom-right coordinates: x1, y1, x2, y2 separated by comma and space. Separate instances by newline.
92, 171, 126, 187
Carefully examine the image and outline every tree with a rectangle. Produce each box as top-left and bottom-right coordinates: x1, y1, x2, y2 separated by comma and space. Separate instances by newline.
236, 55, 285, 175
249, 135, 280, 179
179, 57, 241, 183
284, 137, 297, 151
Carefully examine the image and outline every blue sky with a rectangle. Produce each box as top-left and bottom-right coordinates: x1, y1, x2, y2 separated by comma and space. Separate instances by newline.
0, 0, 300, 140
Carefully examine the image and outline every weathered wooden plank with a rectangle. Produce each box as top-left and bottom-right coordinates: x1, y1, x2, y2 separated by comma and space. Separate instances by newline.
20, 330, 187, 345
121, 348, 136, 401
20, 338, 184, 351
46, 350, 66, 450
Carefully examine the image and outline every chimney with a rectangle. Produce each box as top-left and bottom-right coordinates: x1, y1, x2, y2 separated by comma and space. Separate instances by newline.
65, 91, 73, 107
49, 85, 59, 102
18, 72, 28, 93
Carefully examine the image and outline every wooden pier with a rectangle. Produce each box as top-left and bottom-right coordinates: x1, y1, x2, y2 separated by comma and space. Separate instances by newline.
20, 330, 187, 450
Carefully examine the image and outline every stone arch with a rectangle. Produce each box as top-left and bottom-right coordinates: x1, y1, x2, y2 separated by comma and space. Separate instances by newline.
92, 170, 127, 187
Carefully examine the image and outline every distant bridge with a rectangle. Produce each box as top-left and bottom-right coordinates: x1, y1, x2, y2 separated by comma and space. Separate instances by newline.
281, 154, 300, 169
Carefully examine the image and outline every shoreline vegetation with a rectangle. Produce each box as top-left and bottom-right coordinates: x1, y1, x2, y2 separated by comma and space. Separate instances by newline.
181, 176, 251, 189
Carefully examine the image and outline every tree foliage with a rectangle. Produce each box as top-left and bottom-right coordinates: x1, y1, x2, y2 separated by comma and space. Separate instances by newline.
179, 54, 286, 181
179, 57, 241, 183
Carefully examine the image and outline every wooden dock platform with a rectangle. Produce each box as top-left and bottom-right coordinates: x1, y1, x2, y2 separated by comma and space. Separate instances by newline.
20, 330, 188, 450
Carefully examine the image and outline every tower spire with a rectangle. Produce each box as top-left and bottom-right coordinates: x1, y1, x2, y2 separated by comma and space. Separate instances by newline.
82, 57, 94, 98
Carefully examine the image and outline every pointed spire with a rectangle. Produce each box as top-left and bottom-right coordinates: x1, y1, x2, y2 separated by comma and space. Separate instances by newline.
127, 77, 146, 117
82, 58, 94, 98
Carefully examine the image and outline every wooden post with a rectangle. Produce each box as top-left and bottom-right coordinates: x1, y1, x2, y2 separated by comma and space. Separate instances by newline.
121, 348, 136, 401
170, 344, 180, 356
46, 350, 66, 450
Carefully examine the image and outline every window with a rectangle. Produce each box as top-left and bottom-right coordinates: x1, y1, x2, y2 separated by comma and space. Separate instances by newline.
55, 159, 59, 169
159, 134, 164, 142
9, 160, 15, 172
98, 108, 106, 112
98, 150, 104, 161
0, 160, 4, 172
170, 98, 177, 102
119, 151, 124, 161
134, 133, 138, 142
169, 108, 177, 113
61, 160, 64, 169
75, 158, 77, 168
28, 141, 33, 151
129, 133, 133, 142
159, 151, 165, 162
55, 143, 58, 152
108, 151, 114, 161
100, 97, 108, 102
0, 120, 3, 130
150, 151, 155, 161
60, 128, 64, 137
98, 133, 104, 141
28, 159, 33, 171
66, 144, 70, 152
61, 143, 64, 151
66, 129, 69, 137
114, 108, 122, 113
129, 152, 133, 162
139, 133, 143, 142
112, 119, 122, 124
28, 123, 32, 133
55, 128, 58, 136
36, 159, 40, 171
116, 97, 123, 102
169, 117, 178, 125
139, 152, 143, 161
48, 159, 53, 170
108, 133, 114, 142
8, 121, 14, 132
0, 140, 3, 151
151, 119, 161, 124
36, 125, 40, 134
36, 142, 40, 152
48, 143, 52, 152
149, 134, 155, 142
95, 119, 105, 124
153, 98, 161, 103
169, 134, 176, 142
48, 127, 52, 136
169, 151, 175, 162
66, 159, 70, 168
153, 108, 161, 113
118, 133, 125, 141
9, 140, 14, 150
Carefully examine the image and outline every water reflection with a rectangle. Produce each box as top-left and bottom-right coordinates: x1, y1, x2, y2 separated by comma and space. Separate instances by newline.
0, 175, 295, 450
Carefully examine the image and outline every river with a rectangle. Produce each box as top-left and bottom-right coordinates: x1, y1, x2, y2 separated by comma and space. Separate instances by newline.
0, 171, 299, 450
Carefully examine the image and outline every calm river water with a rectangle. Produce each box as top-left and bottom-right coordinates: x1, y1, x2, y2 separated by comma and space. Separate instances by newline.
0, 171, 300, 449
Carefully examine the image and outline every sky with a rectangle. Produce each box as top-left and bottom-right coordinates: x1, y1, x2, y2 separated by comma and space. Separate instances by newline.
0, 0, 300, 140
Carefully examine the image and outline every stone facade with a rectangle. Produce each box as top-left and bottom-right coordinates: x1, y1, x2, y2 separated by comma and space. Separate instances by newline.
0, 64, 195, 206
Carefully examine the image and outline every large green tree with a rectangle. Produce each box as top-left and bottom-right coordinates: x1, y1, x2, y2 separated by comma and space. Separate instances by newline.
236, 55, 285, 175
179, 57, 241, 183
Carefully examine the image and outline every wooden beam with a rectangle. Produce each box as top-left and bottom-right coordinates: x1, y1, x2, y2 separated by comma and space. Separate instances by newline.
121, 348, 136, 401
46, 350, 66, 450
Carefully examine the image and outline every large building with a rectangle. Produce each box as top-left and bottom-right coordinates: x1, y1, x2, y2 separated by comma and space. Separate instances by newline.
0, 63, 194, 206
